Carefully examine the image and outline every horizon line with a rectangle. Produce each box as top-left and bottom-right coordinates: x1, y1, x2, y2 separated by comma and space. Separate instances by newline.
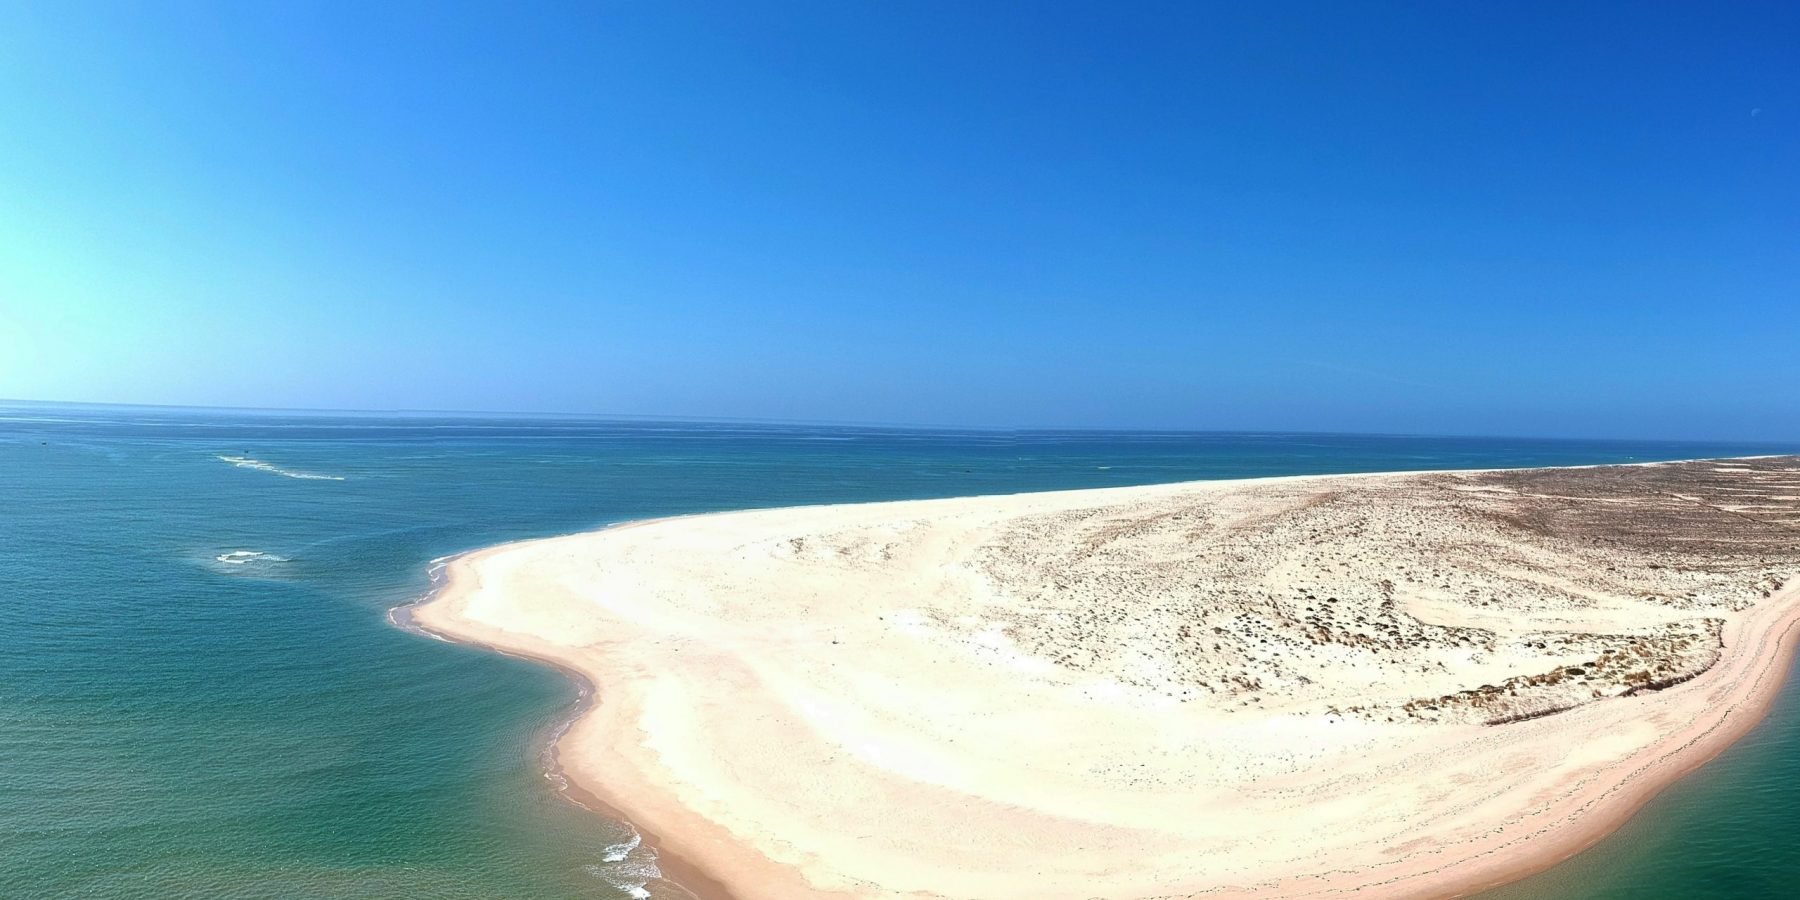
3, 396, 1797, 449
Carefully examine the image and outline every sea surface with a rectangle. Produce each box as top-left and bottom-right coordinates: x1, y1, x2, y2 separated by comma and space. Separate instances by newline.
3, 402, 1797, 900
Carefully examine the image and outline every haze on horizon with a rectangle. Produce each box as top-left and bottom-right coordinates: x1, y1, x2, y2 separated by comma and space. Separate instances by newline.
0, 2, 1795, 442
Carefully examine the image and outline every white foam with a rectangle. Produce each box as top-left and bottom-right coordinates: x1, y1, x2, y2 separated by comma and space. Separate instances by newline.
584, 828, 661, 899
215, 550, 290, 565
582, 861, 657, 899
216, 454, 346, 481
601, 831, 641, 863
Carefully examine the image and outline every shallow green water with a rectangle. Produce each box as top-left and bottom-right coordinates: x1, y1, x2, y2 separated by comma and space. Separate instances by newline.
2, 403, 1794, 899
1477, 664, 1800, 900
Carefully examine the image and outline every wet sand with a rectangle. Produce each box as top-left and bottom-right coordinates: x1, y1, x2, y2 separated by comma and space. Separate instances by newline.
412, 457, 1800, 899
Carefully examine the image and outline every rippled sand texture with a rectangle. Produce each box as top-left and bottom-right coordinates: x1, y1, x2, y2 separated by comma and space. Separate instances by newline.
416, 457, 1800, 899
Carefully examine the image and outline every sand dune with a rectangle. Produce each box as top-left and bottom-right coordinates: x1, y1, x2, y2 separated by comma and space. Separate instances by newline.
413, 457, 1800, 899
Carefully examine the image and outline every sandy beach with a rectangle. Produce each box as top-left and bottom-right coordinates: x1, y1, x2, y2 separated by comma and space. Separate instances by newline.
411, 456, 1800, 900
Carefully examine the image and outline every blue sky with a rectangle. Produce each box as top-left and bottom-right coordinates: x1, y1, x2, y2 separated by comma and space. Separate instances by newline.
0, 2, 1794, 439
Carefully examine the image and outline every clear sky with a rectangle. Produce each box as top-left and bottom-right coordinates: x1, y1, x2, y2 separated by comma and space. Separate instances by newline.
0, 2, 1794, 439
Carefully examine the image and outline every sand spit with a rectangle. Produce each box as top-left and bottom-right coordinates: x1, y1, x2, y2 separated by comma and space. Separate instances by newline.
413, 457, 1800, 899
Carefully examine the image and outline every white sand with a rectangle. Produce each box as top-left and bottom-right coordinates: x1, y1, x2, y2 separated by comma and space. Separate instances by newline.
412, 458, 1800, 899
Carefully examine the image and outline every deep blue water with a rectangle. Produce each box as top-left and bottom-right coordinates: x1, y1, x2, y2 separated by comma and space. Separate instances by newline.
2, 402, 1796, 899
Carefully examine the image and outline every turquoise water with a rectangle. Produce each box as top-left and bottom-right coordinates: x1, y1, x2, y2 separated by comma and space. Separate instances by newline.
3, 402, 1796, 900
1478, 663, 1800, 900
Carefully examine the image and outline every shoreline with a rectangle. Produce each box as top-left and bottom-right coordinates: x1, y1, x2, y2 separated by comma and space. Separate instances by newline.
400, 458, 1800, 899
1446, 601, 1800, 897
391, 533, 743, 900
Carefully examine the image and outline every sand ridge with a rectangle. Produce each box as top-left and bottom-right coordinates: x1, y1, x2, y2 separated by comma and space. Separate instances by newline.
412, 456, 1800, 899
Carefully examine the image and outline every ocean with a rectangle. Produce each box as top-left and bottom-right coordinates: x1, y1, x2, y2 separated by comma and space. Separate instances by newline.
2, 402, 1796, 900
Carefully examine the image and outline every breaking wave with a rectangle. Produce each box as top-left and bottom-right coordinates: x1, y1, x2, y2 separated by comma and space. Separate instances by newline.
215, 550, 289, 565
584, 829, 661, 899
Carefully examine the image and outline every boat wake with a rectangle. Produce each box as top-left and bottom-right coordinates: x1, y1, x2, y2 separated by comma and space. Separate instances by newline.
216, 454, 346, 481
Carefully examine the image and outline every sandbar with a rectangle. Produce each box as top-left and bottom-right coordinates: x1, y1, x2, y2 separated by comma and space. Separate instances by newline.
411, 456, 1800, 899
